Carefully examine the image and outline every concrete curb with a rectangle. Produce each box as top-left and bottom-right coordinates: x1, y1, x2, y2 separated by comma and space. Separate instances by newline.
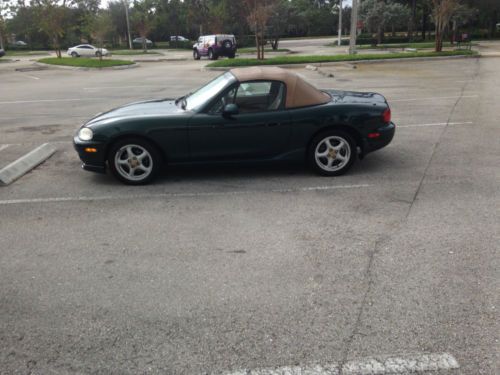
33, 61, 139, 71
203, 54, 480, 71
0, 143, 57, 186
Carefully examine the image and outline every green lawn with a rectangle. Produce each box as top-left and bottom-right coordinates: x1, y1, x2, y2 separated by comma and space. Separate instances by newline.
355, 42, 477, 50
38, 57, 134, 68
110, 50, 161, 55
206, 50, 477, 68
238, 48, 290, 53
5, 50, 51, 56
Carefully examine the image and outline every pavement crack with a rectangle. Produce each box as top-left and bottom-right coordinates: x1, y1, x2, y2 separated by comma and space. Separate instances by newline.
338, 59, 481, 374
404, 58, 480, 220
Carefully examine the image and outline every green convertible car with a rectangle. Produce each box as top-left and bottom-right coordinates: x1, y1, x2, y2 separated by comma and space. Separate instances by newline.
74, 67, 395, 185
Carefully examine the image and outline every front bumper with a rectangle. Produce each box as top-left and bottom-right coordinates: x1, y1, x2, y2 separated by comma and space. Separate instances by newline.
73, 136, 107, 174
363, 122, 396, 154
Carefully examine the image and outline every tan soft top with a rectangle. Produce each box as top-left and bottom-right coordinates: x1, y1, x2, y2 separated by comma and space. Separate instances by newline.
230, 67, 330, 109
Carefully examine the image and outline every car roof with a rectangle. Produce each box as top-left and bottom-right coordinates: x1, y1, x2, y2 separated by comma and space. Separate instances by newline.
230, 67, 330, 109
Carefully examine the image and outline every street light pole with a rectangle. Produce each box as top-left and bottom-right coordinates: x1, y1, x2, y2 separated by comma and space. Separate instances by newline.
349, 0, 359, 54
337, 0, 342, 46
124, 0, 132, 50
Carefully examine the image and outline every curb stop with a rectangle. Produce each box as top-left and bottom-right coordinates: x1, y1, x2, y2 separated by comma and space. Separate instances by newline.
0, 143, 57, 186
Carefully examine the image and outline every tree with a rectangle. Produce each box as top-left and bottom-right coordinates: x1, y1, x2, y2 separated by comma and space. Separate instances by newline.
431, 0, 460, 51
91, 10, 113, 60
131, 0, 154, 52
244, 0, 277, 60
360, 0, 410, 44
267, 0, 292, 50
34, 0, 73, 58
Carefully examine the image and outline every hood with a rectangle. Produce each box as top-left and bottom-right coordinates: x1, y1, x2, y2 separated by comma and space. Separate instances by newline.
85, 99, 183, 126
325, 90, 387, 105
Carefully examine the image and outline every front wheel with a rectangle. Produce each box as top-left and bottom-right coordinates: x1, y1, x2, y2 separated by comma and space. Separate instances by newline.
95, 51, 102, 58
193, 49, 200, 60
308, 130, 356, 176
71, 51, 78, 58
108, 138, 161, 185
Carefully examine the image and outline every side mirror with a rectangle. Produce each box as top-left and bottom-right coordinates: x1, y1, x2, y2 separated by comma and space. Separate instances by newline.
222, 103, 239, 117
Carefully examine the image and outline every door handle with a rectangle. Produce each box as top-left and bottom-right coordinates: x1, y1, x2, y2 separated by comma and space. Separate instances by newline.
266, 122, 280, 127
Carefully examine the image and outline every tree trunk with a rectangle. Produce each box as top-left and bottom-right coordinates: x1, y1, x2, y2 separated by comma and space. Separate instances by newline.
142, 38, 147, 53
408, 0, 416, 41
422, 5, 428, 40
0, 29, 4, 50
377, 24, 383, 45
53, 35, 61, 58
271, 38, 279, 50
435, 22, 443, 52
255, 30, 260, 59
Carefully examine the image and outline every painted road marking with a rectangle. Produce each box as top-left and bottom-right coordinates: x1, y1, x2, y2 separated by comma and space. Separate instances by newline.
84, 85, 165, 90
0, 184, 371, 205
221, 353, 459, 375
0, 145, 10, 152
0, 98, 108, 105
392, 95, 478, 102
398, 121, 473, 128
22, 74, 40, 80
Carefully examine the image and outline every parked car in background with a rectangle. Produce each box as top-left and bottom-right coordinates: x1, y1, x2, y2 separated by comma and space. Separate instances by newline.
14, 40, 28, 46
193, 34, 237, 60
0, 49, 5, 58
67, 44, 110, 58
170, 35, 188, 42
133, 37, 153, 46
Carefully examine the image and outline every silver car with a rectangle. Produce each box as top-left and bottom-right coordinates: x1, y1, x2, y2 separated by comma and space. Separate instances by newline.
67, 44, 109, 58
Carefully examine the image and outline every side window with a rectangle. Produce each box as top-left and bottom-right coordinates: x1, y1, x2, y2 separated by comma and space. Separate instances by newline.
198, 37, 203, 44
208, 86, 237, 114
234, 81, 285, 113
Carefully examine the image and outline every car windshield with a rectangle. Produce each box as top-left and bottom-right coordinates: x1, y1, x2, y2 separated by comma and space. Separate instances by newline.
185, 72, 235, 111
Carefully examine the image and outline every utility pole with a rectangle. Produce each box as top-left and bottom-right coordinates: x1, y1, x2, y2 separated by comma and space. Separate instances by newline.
349, 0, 359, 54
337, 0, 343, 46
124, 0, 132, 49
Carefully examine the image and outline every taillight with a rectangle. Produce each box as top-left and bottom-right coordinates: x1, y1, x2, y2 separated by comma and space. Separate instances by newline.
382, 108, 391, 123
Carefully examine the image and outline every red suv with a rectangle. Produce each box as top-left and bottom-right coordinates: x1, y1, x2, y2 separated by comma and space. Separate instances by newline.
193, 34, 237, 60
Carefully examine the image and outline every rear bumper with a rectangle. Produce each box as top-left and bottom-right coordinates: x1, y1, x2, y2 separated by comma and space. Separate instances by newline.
363, 122, 396, 154
73, 136, 107, 174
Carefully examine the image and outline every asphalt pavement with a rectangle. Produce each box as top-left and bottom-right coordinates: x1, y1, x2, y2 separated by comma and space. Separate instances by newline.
0, 55, 498, 374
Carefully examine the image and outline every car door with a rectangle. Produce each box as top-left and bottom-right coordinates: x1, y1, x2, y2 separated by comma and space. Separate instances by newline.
188, 80, 291, 161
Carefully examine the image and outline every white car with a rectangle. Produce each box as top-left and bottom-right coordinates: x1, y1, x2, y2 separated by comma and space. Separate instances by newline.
170, 35, 188, 42
67, 44, 109, 58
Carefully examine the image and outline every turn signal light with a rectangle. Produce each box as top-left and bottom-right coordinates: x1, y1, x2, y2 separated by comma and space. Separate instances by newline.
84, 147, 98, 153
382, 108, 391, 123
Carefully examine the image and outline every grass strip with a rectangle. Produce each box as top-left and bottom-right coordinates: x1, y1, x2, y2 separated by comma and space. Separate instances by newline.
207, 50, 476, 68
5, 51, 51, 56
38, 57, 134, 68
110, 50, 161, 55
238, 48, 290, 53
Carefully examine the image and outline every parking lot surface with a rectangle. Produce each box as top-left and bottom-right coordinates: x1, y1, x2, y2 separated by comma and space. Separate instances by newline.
0, 57, 498, 374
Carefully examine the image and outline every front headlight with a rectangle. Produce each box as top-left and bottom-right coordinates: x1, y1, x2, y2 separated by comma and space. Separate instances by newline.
78, 127, 93, 141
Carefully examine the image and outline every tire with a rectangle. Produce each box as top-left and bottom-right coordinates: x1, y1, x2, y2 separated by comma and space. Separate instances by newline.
108, 138, 161, 185
71, 51, 78, 58
223, 39, 233, 49
95, 51, 102, 58
308, 130, 356, 176
228, 53, 236, 59
208, 49, 217, 60
193, 49, 200, 60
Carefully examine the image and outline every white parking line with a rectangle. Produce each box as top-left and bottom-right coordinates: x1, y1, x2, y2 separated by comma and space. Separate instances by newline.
392, 95, 478, 102
398, 121, 473, 128
83, 85, 165, 90
22, 74, 41, 80
0, 98, 108, 105
221, 352, 459, 375
0, 184, 371, 205
0, 145, 10, 152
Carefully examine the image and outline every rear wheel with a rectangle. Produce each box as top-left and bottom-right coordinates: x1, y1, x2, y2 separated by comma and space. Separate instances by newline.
95, 51, 102, 58
193, 49, 200, 60
71, 51, 78, 58
208, 49, 217, 60
228, 53, 236, 59
308, 130, 356, 176
108, 138, 161, 185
